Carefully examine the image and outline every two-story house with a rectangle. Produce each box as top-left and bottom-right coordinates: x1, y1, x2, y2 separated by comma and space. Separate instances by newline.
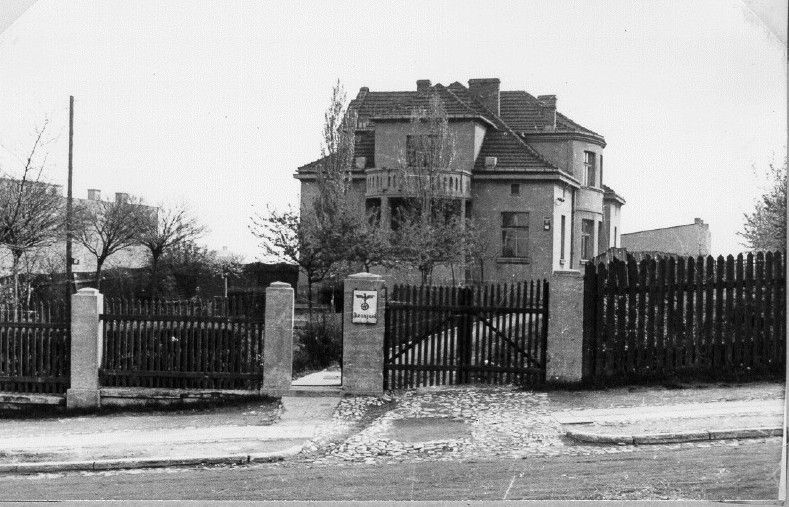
295, 78, 625, 284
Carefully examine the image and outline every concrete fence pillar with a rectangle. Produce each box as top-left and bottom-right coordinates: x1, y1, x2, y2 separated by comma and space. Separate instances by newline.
262, 281, 294, 397
546, 270, 585, 385
342, 272, 386, 395
66, 288, 104, 409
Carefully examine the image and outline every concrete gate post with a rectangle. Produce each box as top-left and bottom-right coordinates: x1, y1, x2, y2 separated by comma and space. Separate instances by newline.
262, 281, 294, 397
342, 272, 386, 395
546, 270, 585, 385
66, 288, 104, 409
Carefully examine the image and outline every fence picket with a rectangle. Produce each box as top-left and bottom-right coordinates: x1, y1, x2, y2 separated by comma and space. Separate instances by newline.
584, 251, 785, 384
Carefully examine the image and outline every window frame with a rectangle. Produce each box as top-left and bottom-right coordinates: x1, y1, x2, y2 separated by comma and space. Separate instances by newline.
560, 214, 566, 264
406, 134, 438, 168
581, 218, 594, 261
501, 211, 530, 259
583, 151, 596, 187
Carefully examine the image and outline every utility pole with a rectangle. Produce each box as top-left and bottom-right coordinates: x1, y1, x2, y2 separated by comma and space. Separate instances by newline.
65, 96, 74, 309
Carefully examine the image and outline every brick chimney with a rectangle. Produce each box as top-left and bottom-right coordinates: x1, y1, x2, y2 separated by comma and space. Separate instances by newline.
538, 95, 557, 130
87, 188, 101, 201
468, 78, 500, 116
115, 192, 129, 203
356, 86, 369, 100
416, 79, 432, 92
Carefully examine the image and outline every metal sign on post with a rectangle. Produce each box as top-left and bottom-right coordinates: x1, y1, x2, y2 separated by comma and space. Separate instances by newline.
352, 289, 377, 324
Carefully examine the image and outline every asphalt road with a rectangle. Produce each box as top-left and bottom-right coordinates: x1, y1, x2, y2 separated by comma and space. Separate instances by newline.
0, 439, 782, 501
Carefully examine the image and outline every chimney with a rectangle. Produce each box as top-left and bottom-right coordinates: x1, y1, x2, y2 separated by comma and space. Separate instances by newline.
115, 192, 129, 203
694, 218, 704, 225
416, 79, 432, 92
87, 189, 101, 201
356, 86, 369, 100
468, 78, 500, 116
538, 95, 557, 130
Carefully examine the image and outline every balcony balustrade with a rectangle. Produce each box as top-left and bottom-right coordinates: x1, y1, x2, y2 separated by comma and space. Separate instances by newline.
364, 168, 471, 199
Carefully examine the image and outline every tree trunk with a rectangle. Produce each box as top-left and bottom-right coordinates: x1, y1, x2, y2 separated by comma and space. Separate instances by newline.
307, 279, 314, 321
11, 251, 21, 314
95, 258, 105, 290
149, 252, 161, 297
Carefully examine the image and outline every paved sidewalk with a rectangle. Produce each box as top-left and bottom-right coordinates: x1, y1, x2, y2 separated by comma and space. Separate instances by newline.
557, 398, 784, 444
292, 368, 342, 387
0, 381, 783, 473
0, 396, 340, 473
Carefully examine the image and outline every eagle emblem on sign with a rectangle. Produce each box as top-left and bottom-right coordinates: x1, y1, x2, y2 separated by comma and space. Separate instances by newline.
355, 292, 374, 311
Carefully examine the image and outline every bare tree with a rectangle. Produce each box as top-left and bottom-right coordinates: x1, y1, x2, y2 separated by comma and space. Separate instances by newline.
140, 202, 206, 295
249, 205, 332, 316
251, 80, 367, 312
389, 91, 473, 284
0, 121, 64, 306
74, 195, 151, 289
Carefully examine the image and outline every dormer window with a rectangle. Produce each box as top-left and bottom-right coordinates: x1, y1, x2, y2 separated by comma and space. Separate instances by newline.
583, 151, 596, 187
357, 115, 370, 128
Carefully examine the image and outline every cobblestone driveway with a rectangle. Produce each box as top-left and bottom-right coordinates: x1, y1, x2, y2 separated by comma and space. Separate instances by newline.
299, 384, 782, 465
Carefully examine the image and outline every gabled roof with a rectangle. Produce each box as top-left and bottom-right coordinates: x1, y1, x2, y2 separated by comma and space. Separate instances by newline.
473, 131, 552, 170
500, 91, 602, 137
602, 184, 626, 204
349, 83, 503, 129
297, 131, 375, 173
299, 79, 604, 177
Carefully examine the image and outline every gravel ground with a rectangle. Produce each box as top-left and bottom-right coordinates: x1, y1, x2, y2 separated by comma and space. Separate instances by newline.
299, 383, 785, 465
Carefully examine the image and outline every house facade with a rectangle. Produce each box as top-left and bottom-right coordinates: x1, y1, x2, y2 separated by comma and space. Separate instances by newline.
295, 78, 625, 284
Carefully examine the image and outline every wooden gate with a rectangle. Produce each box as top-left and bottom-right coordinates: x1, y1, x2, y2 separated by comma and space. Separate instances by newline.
384, 281, 548, 389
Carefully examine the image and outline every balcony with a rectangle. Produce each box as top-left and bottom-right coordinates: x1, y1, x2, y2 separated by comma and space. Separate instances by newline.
364, 168, 472, 199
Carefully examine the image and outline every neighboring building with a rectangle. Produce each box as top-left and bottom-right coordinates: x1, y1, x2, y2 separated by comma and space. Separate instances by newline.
0, 184, 154, 277
621, 218, 711, 257
295, 78, 625, 284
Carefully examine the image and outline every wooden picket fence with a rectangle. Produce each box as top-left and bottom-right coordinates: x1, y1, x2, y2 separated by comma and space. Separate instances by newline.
384, 281, 548, 389
99, 297, 265, 390
583, 252, 785, 384
0, 300, 70, 394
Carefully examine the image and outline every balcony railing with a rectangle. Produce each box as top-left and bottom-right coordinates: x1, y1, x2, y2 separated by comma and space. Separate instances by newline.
365, 168, 471, 198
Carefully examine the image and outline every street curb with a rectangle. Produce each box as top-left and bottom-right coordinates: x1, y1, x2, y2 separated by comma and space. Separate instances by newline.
0, 443, 306, 475
566, 426, 784, 445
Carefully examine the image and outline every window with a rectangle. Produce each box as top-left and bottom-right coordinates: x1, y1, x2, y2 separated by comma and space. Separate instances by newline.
599, 154, 604, 186
501, 212, 529, 258
560, 215, 566, 262
614, 226, 617, 248
598, 221, 604, 253
581, 218, 594, 260
406, 134, 437, 167
510, 184, 520, 195
583, 151, 596, 187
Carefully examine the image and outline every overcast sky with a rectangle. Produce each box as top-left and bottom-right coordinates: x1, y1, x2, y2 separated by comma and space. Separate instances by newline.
0, 0, 786, 260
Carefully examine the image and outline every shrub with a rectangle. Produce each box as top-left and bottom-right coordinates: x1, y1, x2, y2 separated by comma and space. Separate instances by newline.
292, 312, 342, 375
